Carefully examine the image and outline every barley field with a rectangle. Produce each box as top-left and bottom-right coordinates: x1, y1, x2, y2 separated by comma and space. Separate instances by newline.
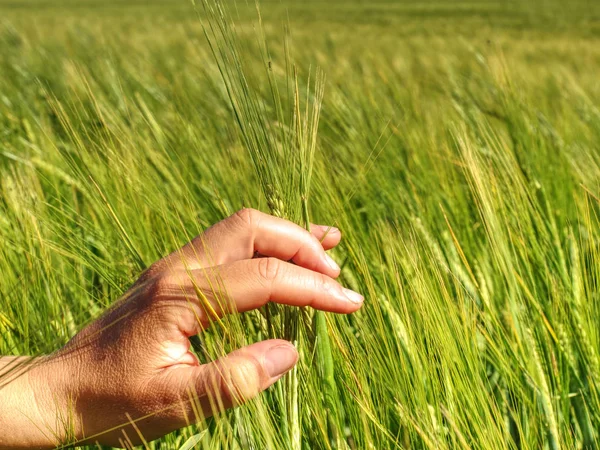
1, 0, 600, 448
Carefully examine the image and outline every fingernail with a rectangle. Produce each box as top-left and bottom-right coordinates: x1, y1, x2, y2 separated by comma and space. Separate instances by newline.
317, 225, 340, 235
342, 288, 364, 304
264, 345, 298, 378
324, 253, 340, 271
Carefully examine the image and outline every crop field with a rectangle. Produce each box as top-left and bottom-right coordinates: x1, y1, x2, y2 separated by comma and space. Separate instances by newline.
1, 0, 600, 448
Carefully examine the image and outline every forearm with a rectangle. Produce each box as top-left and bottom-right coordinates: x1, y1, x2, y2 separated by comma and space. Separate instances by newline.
0, 357, 65, 450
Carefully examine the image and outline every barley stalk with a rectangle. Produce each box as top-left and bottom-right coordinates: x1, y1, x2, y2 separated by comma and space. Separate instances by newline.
198, 2, 334, 448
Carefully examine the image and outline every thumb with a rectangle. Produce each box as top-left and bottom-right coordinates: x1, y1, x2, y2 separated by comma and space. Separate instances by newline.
84, 340, 297, 445
169, 339, 298, 422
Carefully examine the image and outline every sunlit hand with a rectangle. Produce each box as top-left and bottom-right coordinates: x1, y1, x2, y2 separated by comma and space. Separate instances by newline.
0, 209, 363, 448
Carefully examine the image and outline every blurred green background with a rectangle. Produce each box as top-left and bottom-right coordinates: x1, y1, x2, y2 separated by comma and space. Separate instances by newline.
1, 0, 600, 448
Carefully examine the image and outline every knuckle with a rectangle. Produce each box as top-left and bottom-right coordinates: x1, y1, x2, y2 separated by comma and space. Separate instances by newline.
232, 207, 259, 228
225, 357, 263, 401
316, 272, 332, 293
153, 274, 172, 293
204, 357, 263, 405
139, 260, 164, 281
150, 273, 182, 301
257, 257, 281, 283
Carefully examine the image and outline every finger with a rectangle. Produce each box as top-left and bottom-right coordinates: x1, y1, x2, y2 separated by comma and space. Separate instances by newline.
310, 224, 342, 250
113, 340, 297, 444
160, 209, 341, 277
154, 340, 297, 425
179, 259, 363, 325
199, 209, 341, 276
224, 258, 363, 313
194, 339, 297, 410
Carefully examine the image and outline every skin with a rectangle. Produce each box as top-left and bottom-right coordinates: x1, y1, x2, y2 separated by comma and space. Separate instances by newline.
0, 209, 363, 449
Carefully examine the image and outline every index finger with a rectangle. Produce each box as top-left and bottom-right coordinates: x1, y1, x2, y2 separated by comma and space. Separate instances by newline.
159, 209, 342, 277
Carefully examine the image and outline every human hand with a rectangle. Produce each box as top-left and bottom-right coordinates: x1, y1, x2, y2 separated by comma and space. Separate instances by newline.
0, 209, 363, 448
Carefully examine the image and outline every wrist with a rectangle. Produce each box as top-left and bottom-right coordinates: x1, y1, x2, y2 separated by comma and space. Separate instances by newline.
0, 356, 72, 449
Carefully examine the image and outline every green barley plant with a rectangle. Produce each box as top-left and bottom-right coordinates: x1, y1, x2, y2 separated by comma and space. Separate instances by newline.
1, 0, 600, 448
198, 1, 338, 447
